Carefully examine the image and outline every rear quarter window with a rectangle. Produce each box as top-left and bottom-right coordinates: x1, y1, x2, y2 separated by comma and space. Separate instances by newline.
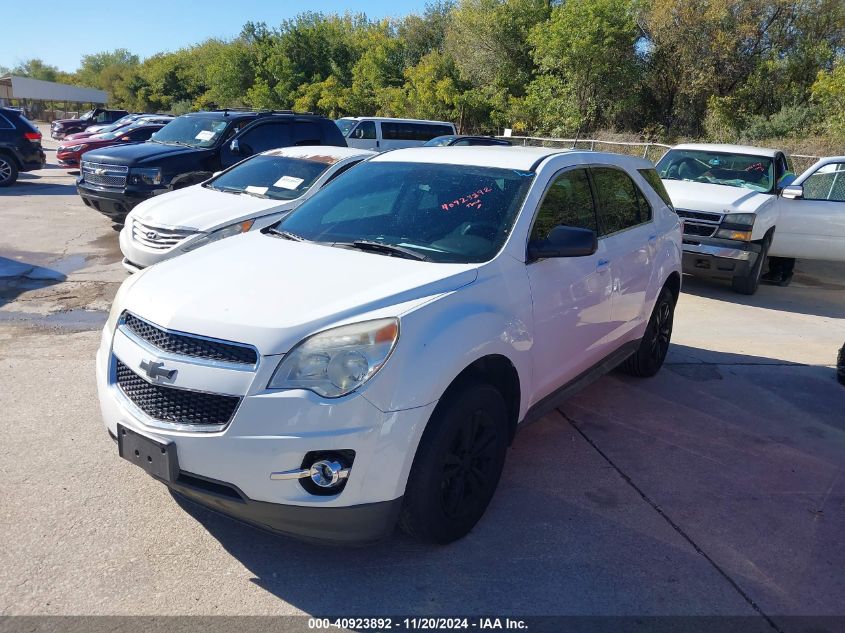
638, 168, 674, 209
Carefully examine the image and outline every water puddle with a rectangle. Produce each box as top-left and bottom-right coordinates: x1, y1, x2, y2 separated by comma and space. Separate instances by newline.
0, 308, 107, 331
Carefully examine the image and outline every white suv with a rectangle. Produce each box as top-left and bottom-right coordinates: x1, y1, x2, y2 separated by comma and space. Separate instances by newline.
97, 147, 682, 544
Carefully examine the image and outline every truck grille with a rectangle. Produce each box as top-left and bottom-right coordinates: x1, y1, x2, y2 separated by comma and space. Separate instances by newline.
81, 160, 128, 188
122, 312, 258, 366
115, 359, 240, 428
132, 218, 196, 250
676, 209, 722, 238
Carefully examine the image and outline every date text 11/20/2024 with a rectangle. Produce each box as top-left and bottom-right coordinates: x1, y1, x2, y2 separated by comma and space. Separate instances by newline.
308, 618, 528, 630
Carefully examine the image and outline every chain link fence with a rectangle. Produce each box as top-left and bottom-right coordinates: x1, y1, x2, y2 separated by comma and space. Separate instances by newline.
497, 136, 822, 174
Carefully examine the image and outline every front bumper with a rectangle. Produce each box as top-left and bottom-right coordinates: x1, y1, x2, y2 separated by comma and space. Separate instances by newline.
96, 325, 434, 543
57, 155, 80, 167
681, 238, 761, 280
77, 183, 156, 222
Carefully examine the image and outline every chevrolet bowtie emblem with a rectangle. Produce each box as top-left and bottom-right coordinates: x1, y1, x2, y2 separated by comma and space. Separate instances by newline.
139, 359, 177, 381
94, 168, 106, 175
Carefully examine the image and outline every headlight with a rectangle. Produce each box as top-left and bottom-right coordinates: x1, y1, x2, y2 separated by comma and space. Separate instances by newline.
715, 213, 755, 241
128, 167, 162, 186
267, 318, 400, 398
181, 220, 254, 252
64, 144, 86, 152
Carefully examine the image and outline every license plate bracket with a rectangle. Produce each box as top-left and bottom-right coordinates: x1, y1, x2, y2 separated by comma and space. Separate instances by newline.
117, 424, 179, 483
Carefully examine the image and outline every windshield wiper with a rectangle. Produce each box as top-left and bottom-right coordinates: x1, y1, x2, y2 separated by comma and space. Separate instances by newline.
266, 227, 306, 241
336, 240, 431, 262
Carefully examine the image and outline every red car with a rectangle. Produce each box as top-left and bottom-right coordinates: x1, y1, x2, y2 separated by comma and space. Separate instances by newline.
56, 124, 165, 167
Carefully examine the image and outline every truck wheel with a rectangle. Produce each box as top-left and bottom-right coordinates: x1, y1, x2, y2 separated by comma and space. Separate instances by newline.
620, 286, 675, 378
731, 237, 769, 295
0, 154, 19, 187
399, 381, 508, 544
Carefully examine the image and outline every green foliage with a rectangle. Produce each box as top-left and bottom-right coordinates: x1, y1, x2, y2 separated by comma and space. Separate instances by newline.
17, 1, 843, 144
812, 58, 845, 138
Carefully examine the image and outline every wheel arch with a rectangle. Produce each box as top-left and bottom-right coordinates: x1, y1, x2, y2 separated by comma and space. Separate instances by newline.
436, 354, 521, 444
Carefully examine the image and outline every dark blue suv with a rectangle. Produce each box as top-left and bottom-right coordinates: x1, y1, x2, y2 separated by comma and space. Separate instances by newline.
0, 107, 46, 186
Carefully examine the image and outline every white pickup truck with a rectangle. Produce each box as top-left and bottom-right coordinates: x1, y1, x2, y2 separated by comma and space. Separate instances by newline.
657, 144, 845, 294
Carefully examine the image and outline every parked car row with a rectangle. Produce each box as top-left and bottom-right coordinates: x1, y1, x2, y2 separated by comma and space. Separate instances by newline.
8, 103, 843, 544
57, 115, 174, 168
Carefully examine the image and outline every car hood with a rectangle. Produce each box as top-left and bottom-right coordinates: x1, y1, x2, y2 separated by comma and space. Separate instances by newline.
52, 118, 84, 126
80, 141, 205, 166
130, 184, 294, 231
121, 232, 478, 355
663, 180, 774, 214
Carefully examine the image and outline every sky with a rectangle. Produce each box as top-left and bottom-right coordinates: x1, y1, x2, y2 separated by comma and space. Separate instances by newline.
1, 0, 427, 74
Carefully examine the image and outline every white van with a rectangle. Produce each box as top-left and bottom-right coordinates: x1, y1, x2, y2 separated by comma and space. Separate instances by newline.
335, 117, 457, 151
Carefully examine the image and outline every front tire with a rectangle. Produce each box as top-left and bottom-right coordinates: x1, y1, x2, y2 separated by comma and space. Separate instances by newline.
731, 237, 770, 295
399, 382, 509, 544
0, 154, 19, 187
620, 286, 675, 378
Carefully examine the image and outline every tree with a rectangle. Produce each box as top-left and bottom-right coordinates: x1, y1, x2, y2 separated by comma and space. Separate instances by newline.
445, 0, 551, 96
529, 0, 642, 133
812, 57, 845, 137
12, 59, 60, 82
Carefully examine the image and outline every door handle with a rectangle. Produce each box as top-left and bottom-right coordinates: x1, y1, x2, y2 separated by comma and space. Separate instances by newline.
596, 258, 610, 271
648, 234, 658, 242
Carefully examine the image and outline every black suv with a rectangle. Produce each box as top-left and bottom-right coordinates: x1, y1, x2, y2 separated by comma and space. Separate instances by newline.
77, 110, 347, 221
50, 108, 129, 139
0, 107, 46, 187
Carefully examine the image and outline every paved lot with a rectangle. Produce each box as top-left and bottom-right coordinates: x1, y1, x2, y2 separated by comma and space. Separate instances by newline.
0, 133, 843, 627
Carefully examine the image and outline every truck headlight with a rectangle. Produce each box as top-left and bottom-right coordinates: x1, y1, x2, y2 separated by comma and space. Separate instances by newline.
181, 220, 254, 252
267, 318, 400, 398
128, 167, 162, 186
715, 213, 755, 241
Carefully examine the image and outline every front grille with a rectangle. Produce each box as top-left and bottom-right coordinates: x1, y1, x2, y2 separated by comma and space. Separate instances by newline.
81, 160, 128, 188
115, 359, 240, 427
677, 208, 722, 239
132, 218, 195, 250
122, 312, 258, 366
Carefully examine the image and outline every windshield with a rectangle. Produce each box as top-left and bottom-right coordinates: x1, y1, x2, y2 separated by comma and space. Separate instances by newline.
277, 161, 535, 263
334, 118, 357, 137
423, 136, 456, 147
656, 149, 775, 193
206, 154, 336, 201
151, 115, 229, 148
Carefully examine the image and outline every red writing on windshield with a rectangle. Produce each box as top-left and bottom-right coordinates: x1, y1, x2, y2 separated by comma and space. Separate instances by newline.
441, 186, 493, 211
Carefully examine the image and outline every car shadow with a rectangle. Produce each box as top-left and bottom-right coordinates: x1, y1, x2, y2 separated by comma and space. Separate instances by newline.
681, 263, 845, 319
3, 181, 78, 196
0, 256, 66, 307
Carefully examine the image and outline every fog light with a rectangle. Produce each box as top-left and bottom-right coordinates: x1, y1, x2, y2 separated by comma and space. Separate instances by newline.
309, 459, 348, 488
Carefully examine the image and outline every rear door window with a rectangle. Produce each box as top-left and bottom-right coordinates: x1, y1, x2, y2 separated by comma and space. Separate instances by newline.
238, 122, 291, 153
591, 167, 643, 236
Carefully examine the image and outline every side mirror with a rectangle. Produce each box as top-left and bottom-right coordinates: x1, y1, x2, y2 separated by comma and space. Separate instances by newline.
527, 225, 597, 261
230, 139, 241, 155
781, 185, 803, 199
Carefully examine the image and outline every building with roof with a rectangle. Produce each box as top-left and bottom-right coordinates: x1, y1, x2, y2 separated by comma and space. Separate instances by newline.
0, 75, 108, 121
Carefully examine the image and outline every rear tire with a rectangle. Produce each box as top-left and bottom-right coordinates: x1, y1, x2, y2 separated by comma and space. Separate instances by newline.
731, 237, 770, 295
399, 381, 509, 544
0, 154, 19, 187
620, 286, 675, 378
